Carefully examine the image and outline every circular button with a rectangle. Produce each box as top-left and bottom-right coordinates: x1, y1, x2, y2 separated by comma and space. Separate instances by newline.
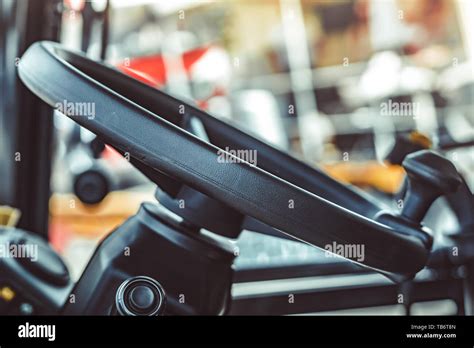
115, 276, 166, 316
129, 286, 156, 312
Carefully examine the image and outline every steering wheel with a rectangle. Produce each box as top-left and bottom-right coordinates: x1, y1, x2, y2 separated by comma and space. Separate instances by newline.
18, 41, 462, 275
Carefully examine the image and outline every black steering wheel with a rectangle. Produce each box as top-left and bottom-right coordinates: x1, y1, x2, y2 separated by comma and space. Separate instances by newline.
18, 41, 462, 275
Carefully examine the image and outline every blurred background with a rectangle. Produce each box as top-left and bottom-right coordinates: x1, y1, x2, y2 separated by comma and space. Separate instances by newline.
0, 0, 473, 314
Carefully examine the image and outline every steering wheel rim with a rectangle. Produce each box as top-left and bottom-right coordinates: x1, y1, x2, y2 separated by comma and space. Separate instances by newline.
18, 41, 431, 275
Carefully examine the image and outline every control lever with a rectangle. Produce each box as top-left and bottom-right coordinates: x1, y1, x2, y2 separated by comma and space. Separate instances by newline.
401, 150, 462, 223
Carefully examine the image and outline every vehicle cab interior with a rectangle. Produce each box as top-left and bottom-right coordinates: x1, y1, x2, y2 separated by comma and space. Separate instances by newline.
0, 0, 473, 318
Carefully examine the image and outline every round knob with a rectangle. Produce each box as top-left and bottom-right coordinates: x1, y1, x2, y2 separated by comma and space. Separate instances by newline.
73, 168, 109, 205
129, 286, 155, 311
401, 150, 462, 223
115, 276, 166, 316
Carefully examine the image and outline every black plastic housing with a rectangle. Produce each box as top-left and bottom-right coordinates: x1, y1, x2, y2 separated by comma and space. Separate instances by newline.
62, 203, 235, 315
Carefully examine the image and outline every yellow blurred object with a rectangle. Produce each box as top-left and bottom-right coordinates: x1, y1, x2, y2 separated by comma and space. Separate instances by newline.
322, 161, 406, 194
0, 206, 21, 227
0, 286, 15, 302
49, 190, 155, 239
323, 132, 432, 193
409, 131, 432, 149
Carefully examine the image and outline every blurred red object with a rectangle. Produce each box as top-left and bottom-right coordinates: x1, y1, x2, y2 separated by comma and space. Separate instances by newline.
116, 46, 211, 88
64, 0, 86, 11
